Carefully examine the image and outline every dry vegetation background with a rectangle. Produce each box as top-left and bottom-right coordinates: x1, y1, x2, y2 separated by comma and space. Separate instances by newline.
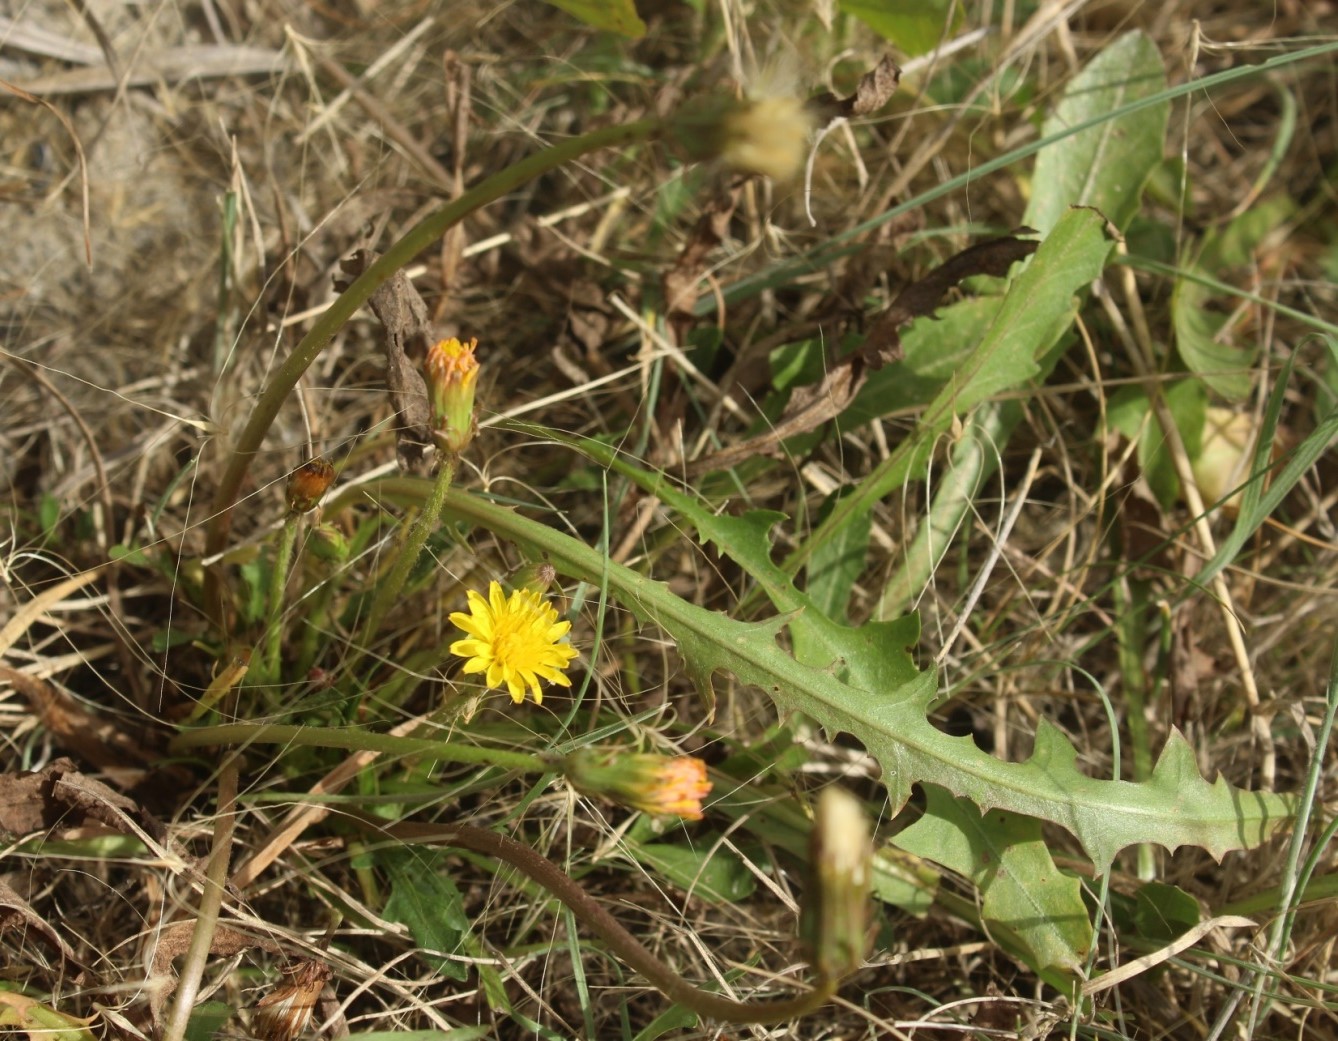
2, 0, 1337, 1039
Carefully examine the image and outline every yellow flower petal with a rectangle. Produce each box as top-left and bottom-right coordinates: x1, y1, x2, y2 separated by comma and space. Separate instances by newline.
448, 580, 578, 705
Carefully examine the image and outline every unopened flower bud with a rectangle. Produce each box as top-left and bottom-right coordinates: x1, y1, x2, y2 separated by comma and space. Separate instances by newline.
563, 747, 711, 820
800, 786, 871, 979
285, 458, 335, 513
425, 336, 479, 457
306, 523, 350, 563
512, 560, 558, 595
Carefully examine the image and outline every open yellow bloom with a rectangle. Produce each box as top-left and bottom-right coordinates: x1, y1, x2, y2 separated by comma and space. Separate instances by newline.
449, 580, 577, 704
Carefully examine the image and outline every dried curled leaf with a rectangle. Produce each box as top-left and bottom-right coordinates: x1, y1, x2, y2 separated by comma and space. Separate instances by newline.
338, 249, 436, 473
861, 231, 1038, 366
253, 959, 337, 1041
810, 55, 902, 124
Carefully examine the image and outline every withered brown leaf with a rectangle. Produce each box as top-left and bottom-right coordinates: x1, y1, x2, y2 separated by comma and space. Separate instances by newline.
0, 878, 84, 970
339, 249, 436, 473
810, 55, 902, 124
253, 959, 336, 1041
663, 186, 740, 338
0, 666, 160, 772
861, 232, 1038, 367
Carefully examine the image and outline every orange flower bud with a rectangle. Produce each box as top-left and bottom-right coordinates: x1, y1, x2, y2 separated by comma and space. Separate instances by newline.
285, 458, 335, 513
425, 337, 479, 457
563, 747, 712, 820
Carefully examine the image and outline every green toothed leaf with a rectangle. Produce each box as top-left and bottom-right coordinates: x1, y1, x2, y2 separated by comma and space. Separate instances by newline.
433, 481, 1297, 875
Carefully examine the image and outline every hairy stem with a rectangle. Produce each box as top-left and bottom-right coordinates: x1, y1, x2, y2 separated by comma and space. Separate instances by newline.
359, 456, 455, 652
346, 810, 839, 1025
170, 722, 546, 774
259, 512, 301, 682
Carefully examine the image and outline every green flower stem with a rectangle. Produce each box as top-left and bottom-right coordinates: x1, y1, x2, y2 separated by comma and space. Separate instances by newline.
359, 455, 456, 653
346, 810, 840, 1025
201, 117, 663, 626
1113, 576, 1156, 881
170, 722, 545, 774
258, 512, 301, 682
295, 573, 337, 678
161, 759, 239, 1041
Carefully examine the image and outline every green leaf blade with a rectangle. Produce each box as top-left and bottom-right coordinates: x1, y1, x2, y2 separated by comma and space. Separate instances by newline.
799, 207, 1112, 570
540, 0, 646, 37
840, 0, 962, 56
894, 786, 1091, 979
440, 437, 1297, 874
1172, 197, 1294, 400
381, 850, 472, 980
1025, 31, 1169, 235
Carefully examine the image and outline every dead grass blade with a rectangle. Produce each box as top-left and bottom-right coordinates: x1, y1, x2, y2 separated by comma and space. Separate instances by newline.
0, 566, 106, 659
0, 78, 90, 266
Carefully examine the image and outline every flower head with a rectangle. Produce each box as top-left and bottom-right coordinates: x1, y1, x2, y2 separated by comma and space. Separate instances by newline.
667, 92, 814, 181
563, 747, 712, 820
285, 458, 335, 513
306, 522, 350, 564
449, 580, 577, 704
800, 786, 872, 979
720, 95, 814, 180
425, 337, 479, 457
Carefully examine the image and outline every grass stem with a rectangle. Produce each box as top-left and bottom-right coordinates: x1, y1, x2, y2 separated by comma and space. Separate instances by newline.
171, 722, 547, 774
160, 760, 239, 1041
259, 512, 301, 682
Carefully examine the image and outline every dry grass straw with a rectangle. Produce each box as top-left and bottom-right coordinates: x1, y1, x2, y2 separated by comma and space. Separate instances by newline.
1, 0, 1336, 1037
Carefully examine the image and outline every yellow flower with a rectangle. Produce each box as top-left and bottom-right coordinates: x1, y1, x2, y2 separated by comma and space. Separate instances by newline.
562, 748, 712, 820
425, 337, 479, 456
449, 580, 577, 704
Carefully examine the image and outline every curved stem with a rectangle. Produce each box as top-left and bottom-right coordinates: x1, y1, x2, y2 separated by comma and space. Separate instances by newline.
170, 722, 546, 774
202, 117, 663, 625
346, 811, 838, 1025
